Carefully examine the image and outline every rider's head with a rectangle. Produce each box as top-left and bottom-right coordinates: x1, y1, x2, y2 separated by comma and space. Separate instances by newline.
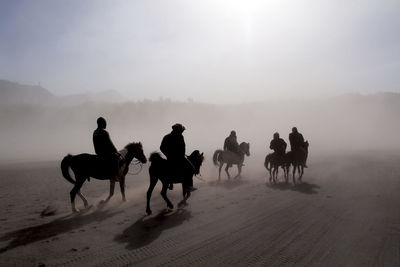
230, 130, 236, 137
292, 127, 298, 133
172, 123, 185, 133
97, 117, 107, 129
273, 132, 280, 139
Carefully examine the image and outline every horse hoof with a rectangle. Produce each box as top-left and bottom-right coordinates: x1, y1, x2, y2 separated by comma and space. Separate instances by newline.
146, 209, 152, 215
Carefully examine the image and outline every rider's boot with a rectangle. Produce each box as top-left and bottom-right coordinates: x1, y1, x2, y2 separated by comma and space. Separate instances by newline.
169, 183, 173, 190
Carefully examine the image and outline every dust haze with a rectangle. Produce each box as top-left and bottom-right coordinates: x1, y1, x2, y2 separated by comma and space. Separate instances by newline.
1, 92, 399, 164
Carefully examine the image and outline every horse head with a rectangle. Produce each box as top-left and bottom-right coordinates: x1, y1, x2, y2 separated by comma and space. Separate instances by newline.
125, 142, 147, 164
239, 142, 250, 156
304, 141, 309, 152
188, 150, 204, 175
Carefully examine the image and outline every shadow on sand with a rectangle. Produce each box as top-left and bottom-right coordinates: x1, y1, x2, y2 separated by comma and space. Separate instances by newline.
267, 181, 320, 195
115, 209, 191, 250
0, 207, 122, 254
208, 177, 249, 190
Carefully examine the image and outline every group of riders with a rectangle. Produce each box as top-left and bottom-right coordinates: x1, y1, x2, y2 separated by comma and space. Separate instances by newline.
92, 116, 308, 190
269, 127, 308, 167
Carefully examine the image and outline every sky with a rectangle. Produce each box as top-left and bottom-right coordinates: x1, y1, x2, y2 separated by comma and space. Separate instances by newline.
0, 0, 399, 103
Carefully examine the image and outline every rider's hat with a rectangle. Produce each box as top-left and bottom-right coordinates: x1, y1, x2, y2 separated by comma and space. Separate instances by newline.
292, 127, 298, 133
172, 123, 185, 133
230, 130, 236, 136
273, 132, 280, 138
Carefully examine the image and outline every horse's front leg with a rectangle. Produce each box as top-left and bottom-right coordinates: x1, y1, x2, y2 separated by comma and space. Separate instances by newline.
179, 184, 191, 208
235, 164, 242, 178
299, 166, 304, 182
292, 165, 297, 184
160, 182, 174, 210
119, 176, 126, 202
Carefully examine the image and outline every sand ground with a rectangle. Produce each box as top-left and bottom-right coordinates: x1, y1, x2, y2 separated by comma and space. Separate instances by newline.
0, 152, 399, 266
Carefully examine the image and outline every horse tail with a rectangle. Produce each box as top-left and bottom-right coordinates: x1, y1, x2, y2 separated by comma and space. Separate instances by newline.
213, 150, 222, 165
264, 155, 271, 171
149, 152, 163, 163
61, 154, 76, 184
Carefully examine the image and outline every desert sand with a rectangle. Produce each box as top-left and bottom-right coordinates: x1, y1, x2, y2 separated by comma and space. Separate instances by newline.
0, 152, 399, 266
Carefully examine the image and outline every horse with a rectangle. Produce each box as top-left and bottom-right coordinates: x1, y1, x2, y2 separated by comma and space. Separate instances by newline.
146, 150, 204, 215
264, 153, 289, 184
61, 142, 147, 213
287, 141, 309, 184
213, 142, 250, 181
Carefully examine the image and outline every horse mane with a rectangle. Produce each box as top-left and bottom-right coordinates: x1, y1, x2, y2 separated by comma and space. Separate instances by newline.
125, 142, 142, 150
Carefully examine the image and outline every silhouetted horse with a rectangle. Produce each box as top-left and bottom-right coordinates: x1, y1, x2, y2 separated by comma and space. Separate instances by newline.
61, 142, 147, 213
146, 150, 204, 215
213, 142, 250, 180
264, 153, 289, 184
287, 141, 309, 184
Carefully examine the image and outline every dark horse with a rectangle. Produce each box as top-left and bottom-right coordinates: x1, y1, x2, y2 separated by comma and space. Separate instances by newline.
146, 150, 204, 215
61, 142, 147, 213
287, 141, 309, 184
213, 142, 250, 180
264, 153, 289, 184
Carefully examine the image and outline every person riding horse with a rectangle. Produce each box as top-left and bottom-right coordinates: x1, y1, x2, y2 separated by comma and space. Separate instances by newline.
289, 127, 308, 167
224, 130, 240, 167
160, 123, 196, 192
269, 132, 287, 160
93, 117, 121, 180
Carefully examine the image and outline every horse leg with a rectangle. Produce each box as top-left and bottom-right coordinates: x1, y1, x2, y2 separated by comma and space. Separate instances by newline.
160, 182, 174, 210
77, 190, 89, 208
179, 184, 191, 207
299, 166, 304, 182
218, 163, 223, 181
119, 176, 126, 202
146, 175, 158, 215
236, 164, 242, 178
103, 180, 116, 203
70, 177, 85, 213
292, 165, 297, 184
225, 164, 231, 179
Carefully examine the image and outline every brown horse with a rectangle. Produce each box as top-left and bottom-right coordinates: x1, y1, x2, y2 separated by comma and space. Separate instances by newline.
213, 142, 250, 181
264, 153, 289, 184
61, 142, 147, 213
146, 150, 204, 215
287, 141, 309, 184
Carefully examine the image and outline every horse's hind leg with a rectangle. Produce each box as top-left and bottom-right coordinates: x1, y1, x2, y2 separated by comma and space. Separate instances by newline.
77, 190, 89, 208
146, 174, 158, 215
160, 183, 174, 210
70, 177, 85, 213
103, 181, 116, 203
179, 184, 191, 208
225, 164, 231, 179
119, 176, 126, 202
292, 165, 297, 184
218, 163, 223, 181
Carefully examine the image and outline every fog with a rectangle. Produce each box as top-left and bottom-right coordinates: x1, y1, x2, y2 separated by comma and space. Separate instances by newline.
1, 93, 399, 163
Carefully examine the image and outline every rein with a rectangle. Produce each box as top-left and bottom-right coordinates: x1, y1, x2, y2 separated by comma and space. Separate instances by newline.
128, 159, 143, 175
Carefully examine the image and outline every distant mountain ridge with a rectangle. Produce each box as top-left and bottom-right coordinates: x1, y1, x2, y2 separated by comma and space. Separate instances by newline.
0, 80, 126, 105
0, 80, 55, 104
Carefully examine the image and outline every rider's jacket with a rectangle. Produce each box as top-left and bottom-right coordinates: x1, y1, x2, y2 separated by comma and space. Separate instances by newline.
224, 135, 239, 154
270, 138, 287, 155
160, 130, 186, 161
289, 132, 305, 151
93, 128, 118, 157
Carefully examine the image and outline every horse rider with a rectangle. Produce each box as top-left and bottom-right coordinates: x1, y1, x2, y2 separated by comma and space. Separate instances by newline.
93, 117, 121, 180
160, 123, 196, 192
289, 127, 308, 167
269, 132, 287, 159
224, 130, 240, 167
